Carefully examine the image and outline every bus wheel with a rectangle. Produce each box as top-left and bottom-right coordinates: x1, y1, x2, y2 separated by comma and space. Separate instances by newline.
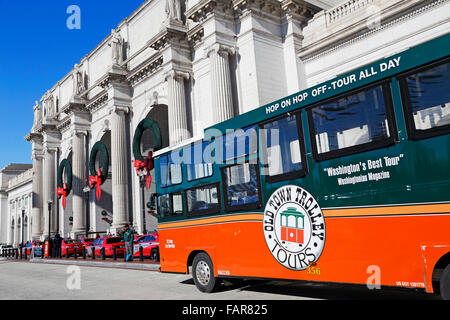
192, 252, 221, 293
440, 264, 450, 300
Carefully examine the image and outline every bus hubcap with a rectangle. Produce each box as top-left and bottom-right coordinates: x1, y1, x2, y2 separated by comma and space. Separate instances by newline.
196, 261, 210, 286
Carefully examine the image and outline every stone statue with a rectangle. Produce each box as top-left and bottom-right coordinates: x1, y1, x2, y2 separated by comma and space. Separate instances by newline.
33, 101, 42, 127
165, 0, 182, 22
73, 64, 85, 95
46, 94, 55, 117
110, 29, 123, 65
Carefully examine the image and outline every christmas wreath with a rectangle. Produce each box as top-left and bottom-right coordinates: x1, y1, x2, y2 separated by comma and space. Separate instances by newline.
57, 159, 72, 209
89, 141, 109, 200
132, 118, 162, 189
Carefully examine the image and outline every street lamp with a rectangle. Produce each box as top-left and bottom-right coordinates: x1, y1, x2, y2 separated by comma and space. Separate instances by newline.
83, 186, 91, 238
47, 200, 53, 242
21, 209, 25, 248
139, 176, 147, 235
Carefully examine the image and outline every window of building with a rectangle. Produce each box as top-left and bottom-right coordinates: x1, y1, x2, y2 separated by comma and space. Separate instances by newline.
186, 141, 213, 182
157, 193, 183, 219
221, 163, 262, 211
399, 59, 450, 139
308, 82, 396, 161
159, 152, 182, 187
185, 184, 220, 216
260, 113, 307, 182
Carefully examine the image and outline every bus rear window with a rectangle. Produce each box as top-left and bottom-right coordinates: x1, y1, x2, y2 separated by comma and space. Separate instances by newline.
186, 184, 220, 216
400, 59, 450, 139
159, 153, 182, 187
308, 83, 396, 161
157, 193, 183, 219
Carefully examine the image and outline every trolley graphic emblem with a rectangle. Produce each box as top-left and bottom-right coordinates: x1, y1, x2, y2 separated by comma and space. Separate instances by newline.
263, 185, 326, 271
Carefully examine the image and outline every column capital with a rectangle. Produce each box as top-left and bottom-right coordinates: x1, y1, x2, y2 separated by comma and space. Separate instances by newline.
206, 43, 236, 58
164, 69, 191, 82
73, 130, 89, 138
110, 105, 130, 115
44, 146, 58, 154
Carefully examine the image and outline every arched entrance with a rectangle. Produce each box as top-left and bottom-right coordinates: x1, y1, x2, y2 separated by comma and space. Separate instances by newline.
91, 131, 113, 235
135, 104, 169, 234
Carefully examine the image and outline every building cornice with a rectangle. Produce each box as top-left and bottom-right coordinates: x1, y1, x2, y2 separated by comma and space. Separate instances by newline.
299, 0, 445, 61
127, 54, 164, 86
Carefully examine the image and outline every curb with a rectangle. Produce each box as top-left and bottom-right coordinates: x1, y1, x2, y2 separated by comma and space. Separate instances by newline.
29, 258, 160, 271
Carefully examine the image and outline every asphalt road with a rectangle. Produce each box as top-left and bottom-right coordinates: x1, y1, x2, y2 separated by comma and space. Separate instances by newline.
0, 260, 440, 300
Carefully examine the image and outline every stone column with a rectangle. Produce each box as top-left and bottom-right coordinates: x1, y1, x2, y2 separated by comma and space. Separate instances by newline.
71, 131, 87, 236
166, 70, 191, 145
111, 106, 130, 231
43, 147, 57, 237
31, 152, 43, 240
209, 44, 235, 124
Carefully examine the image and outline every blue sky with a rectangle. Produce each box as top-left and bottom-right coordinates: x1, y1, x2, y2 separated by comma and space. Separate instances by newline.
0, 0, 144, 168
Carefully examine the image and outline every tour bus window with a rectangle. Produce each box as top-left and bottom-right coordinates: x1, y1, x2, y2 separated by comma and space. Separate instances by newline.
159, 152, 182, 187
260, 113, 307, 182
221, 163, 262, 212
399, 59, 450, 139
308, 83, 396, 161
185, 184, 221, 216
157, 193, 183, 219
223, 125, 258, 161
186, 141, 213, 181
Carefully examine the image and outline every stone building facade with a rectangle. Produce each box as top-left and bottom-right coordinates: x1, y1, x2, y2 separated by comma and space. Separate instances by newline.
0, 164, 33, 246
24, 0, 450, 240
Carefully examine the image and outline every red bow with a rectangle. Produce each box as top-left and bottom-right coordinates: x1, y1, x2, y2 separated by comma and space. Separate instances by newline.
57, 184, 69, 209
89, 169, 103, 201
134, 151, 154, 190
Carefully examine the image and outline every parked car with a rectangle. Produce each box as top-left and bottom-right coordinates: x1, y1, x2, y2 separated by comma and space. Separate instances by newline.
133, 233, 159, 259
80, 238, 95, 249
21, 242, 41, 255
61, 239, 83, 256
87, 237, 125, 257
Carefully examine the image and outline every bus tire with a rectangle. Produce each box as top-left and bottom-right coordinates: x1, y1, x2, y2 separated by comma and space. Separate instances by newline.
192, 252, 221, 293
440, 264, 450, 300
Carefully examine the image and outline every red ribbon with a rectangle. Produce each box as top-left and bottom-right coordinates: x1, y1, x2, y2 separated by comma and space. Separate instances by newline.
89, 169, 103, 201
57, 184, 69, 209
134, 151, 154, 190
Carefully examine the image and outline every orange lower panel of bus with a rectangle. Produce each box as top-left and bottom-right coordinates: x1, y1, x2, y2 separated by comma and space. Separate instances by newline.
159, 213, 450, 293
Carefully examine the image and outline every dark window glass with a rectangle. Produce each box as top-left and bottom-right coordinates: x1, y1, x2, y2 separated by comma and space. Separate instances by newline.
106, 238, 123, 244
261, 114, 305, 180
401, 60, 450, 138
98, 239, 104, 246
146, 235, 156, 242
186, 184, 220, 216
157, 193, 183, 219
159, 153, 182, 187
186, 141, 213, 181
222, 163, 261, 211
223, 125, 258, 161
309, 84, 394, 160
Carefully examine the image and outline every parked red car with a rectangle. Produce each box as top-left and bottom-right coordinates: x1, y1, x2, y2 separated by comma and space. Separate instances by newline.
61, 239, 83, 256
22, 242, 42, 255
87, 237, 125, 257
133, 233, 159, 259
80, 238, 95, 248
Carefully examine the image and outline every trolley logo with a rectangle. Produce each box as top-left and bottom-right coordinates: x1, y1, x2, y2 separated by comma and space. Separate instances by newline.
263, 186, 326, 271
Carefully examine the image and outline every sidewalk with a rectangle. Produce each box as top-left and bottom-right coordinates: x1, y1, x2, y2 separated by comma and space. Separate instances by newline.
25, 257, 161, 271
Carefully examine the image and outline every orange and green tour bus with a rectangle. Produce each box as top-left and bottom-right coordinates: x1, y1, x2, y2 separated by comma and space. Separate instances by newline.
153, 34, 450, 299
